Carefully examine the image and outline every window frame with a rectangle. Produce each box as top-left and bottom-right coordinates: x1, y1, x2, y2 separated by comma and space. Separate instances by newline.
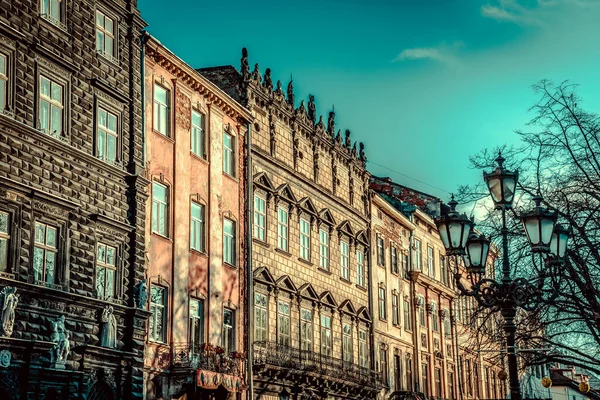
189, 297, 205, 353
38, 74, 64, 138
428, 246, 435, 278
299, 217, 311, 261
403, 298, 412, 331
431, 301, 439, 332
340, 240, 350, 281
223, 217, 236, 266
300, 307, 313, 351
151, 181, 170, 238
415, 239, 422, 270
95, 9, 117, 61
32, 221, 59, 287
190, 202, 205, 253
223, 130, 235, 177
0, 51, 10, 113
222, 307, 235, 353
95, 242, 118, 301
391, 245, 399, 274
253, 194, 266, 242
0, 210, 11, 274
153, 83, 170, 137
95, 105, 121, 165
392, 293, 400, 326
191, 109, 206, 158
342, 322, 353, 363
378, 286, 387, 320
356, 248, 365, 287
40, 0, 66, 29
149, 284, 168, 343
319, 227, 330, 271
254, 292, 268, 342
380, 345, 389, 386
277, 300, 291, 346
376, 234, 385, 266
320, 314, 332, 356
359, 329, 368, 368
277, 205, 289, 251
418, 296, 426, 327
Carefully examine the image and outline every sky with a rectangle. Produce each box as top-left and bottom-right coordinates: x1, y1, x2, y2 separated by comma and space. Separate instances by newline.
139, 0, 600, 200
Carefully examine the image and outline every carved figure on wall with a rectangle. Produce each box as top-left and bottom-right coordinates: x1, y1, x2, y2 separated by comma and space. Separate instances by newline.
276, 80, 283, 93
293, 137, 300, 169
100, 306, 117, 348
287, 77, 295, 107
351, 142, 358, 158
269, 118, 277, 156
308, 95, 316, 124
334, 129, 342, 145
327, 111, 335, 136
251, 64, 261, 82
0, 349, 10, 367
240, 48, 250, 81
263, 68, 273, 92
134, 280, 148, 309
345, 130, 352, 149
50, 315, 70, 367
314, 149, 320, 181
359, 142, 367, 165
315, 116, 325, 133
0, 286, 18, 337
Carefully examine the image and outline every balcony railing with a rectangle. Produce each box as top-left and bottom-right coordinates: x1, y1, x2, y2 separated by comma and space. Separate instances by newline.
253, 341, 379, 388
157, 342, 243, 377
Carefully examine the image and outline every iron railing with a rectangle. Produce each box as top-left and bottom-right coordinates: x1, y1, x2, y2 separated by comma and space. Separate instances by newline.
157, 342, 243, 377
253, 341, 379, 388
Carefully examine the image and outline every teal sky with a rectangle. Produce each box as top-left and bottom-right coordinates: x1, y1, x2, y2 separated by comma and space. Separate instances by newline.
139, 0, 600, 200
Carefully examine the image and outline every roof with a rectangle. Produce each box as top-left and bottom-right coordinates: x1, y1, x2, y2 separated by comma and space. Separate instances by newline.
550, 369, 600, 400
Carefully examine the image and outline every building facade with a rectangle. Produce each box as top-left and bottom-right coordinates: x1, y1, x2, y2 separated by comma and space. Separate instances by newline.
0, 0, 148, 399
143, 36, 253, 400
200, 49, 380, 400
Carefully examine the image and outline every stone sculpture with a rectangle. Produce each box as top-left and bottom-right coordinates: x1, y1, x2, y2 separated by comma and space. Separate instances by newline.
0, 286, 18, 337
100, 306, 117, 348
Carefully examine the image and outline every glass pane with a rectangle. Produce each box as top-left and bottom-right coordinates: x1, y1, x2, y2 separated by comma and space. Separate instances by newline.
0, 239, 7, 272
105, 37, 113, 57
106, 268, 115, 297
155, 85, 167, 104
96, 266, 105, 298
107, 134, 116, 161
192, 111, 200, 126
46, 227, 56, 247
106, 246, 115, 266
96, 11, 104, 27
0, 55, 5, 74
223, 309, 233, 325
159, 106, 168, 134
97, 130, 106, 159
35, 223, 46, 244
105, 17, 113, 34
41, 0, 49, 14
0, 212, 8, 233
45, 251, 55, 283
51, 105, 62, 134
33, 247, 44, 281
151, 201, 158, 232
51, 83, 61, 102
40, 76, 50, 97
107, 113, 117, 131
153, 183, 166, 200
191, 203, 201, 219
40, 100, 50, 130
525, 219, 540, 245
96, 31, 103, 52
98, 108, 107, 127
0, 82, 5, 111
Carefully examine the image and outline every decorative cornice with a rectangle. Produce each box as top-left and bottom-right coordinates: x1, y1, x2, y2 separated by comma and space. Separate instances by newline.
33, 39, 80, 73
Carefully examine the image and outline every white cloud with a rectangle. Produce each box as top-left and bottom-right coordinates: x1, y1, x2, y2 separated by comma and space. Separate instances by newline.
482, 0, 600, 26
393, 41, 464, 65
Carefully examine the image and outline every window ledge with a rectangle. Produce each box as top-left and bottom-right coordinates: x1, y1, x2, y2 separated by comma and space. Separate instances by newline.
190, 248, 207, 257
96, 50, 120, 68
151, 232, 172, 242
317, 267, 331, 275
223, 172, 238, 183
252, 238, 269, 248
39, 14, 68, 33
355, 284, 368, 292
224, 262, 238, 270
190, 151, 209, 164
152, 129, 174, 142
298, 258, 312, 266
339, 277, 352, 285
275, 248, 291, 257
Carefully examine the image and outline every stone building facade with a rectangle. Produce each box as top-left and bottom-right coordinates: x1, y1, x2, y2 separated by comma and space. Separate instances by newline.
143, 36, 253, 400
200, 49, 379, 400
0, 0, 148, 399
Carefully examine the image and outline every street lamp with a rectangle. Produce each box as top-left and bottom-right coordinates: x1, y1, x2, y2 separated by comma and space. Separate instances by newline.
435, 152, 570, 400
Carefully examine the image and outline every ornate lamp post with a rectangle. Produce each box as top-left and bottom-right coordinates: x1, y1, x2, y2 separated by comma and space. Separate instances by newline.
435, 153, 569, 400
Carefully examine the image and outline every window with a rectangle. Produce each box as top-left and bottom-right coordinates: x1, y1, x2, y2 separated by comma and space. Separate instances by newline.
40, 0, 63, 25
448, 371, 455, 400
435, 367, 443, 397
222, 308, 234, 353
277, 301, 290, 346
377, 235, 385, 266
153, 84, 169, 136
380, 346, 389, 386
392, 293, 399, 326
359, 330, 368, 368
447, 344, 453, 358
33, 222, 58, 286
39, 75, 63, 137
466, 359, 472, 396
300, 308, 313, 351
189, 298, 204, 352
440, 255, 448, 285
191, 110, 205, 158
190, 202, 205, 252
418, 296, 426, 326
95, 11, 115, 58
428, 246, 435, 277
394, 353, 402, 391
149, 285, 167, 342
299, 218, 310, 260
391, 246, 399, 274
406, 354, 413, 391
0, 54, 8, 112
223, 131, 235, 176
474, 363, 480, 398
444, 309, 451, 337
319, 228, 329, 270
422, 362, 429, 396
277, 206, 288, 251
0, 211, 10, 272
97, 107, 118, 164
403, 299, 412, 331
356, 249, 365, 287
253, 195, 266, 241
223, 218, 235, 266
340, 241, 349, 280
415, 239, 422, 270
343, 323, 353, 363
320, 315, 332, 356
431, 301, 439, 331
378, 287, 387, 320
96, 243, 116, 300
255, 292, 268, 342
402, 253, 409, 278
151, 182, 169, 237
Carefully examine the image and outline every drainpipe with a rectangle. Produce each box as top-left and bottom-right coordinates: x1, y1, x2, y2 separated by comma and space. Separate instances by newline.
408, 215, 420, 393
367, 198, 376, 382
246, 121, 254, 400
140, 31, 149, 166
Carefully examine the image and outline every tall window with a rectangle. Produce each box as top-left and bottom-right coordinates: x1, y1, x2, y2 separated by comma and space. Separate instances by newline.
0, 211, 9, 272
319, 228, 329, 270
299, 218, 310, 260
440, 256, 448, 285
95, 11, 115, 58
428, 246, 435, 277
39, 75, 63, 137
191, 110, 205, 158
40, 0, 63, 25
432, 301, 439, 331
149, 285, 166, 342
342, 323, 353, 363
253, 195, 266, 241
380, 346, 389, 385
300, 308, 313, 351
96, 243, 116, 300
152, 182, 169, 237
0, 54, 8, 112
320, 315, 332, 356
391, 246, 399, 274
223, 132, 235, 176
406, 354, 413, 390
33, 222, 57, 285
392, 293, 399, 326
444, 309, 451, 337
359, 330, 368, 368
394, 354, 402, 391
190, 202, 205, 252
404, 299, 412, 331
377, 235, 385, 266
340, 241, 349, 280
223, 218, 235, 266
422, 362, 429, 396
153, 84, 169, 136
403, 253, 409, 278
97, 107, 118, 164
356, 249, 365, 287
277, 301, 290, 346
418, 296, 426, 326
254, 293, 268, 342
378, 287, 387, 320
415, 239, 422, 271
448, 371, 455, 400
277, 206, 288, 251
435, 367, 443, 397
222, 308, 235, 353
189, 298, 204, 352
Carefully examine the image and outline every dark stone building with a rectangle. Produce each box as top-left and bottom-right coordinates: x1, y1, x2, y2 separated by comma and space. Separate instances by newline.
0, 0, 148, 399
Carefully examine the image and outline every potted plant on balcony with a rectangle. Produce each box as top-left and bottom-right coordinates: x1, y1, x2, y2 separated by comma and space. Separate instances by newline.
231, 351, 245, 360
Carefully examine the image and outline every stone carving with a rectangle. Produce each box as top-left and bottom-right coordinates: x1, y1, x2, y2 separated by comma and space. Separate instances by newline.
315, 116, 325, 134
100, 306, 117, 348
313, 149, 320, 182
134, 280, 149, 309
0, 349, 11, 368
0, 286, 18, 337
308, 95, 316, 124
175, 88, 191, 131
276, 80, 283, 93
293, 137, 300, 169
359, 142, 367, 165
251, 63, 261, 82
50, 315, 70, 368
240, 48, 250, 81
269, 118, 277, 156
345, 130, 352, 149
287, 77, 294, 107
334, 129, 342, 145
351, 142, 358, 158
327, 111, 335, 136
263, 68, 273, 92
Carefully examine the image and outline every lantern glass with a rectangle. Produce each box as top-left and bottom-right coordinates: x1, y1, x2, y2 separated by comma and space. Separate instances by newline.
467, 241, 482, 267
550, 225, 570, 258
558, 232, 568, 257
524, 218, 540, 245
461, 223, 471, 248
438, 222, 450, 249
487, 177, 503, 204
449, 221, 464, 248
503, 177, 517, 204
540, 218, 555, 246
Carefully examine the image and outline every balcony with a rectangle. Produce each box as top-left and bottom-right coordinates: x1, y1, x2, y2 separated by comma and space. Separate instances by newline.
156, 342, 244, 378
253, 341, 380, 397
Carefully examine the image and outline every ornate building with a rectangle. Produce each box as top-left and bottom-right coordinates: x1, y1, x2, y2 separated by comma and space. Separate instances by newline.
200, 49, 380, 399
143, 36, 253, 399
0, 0, 148, 399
